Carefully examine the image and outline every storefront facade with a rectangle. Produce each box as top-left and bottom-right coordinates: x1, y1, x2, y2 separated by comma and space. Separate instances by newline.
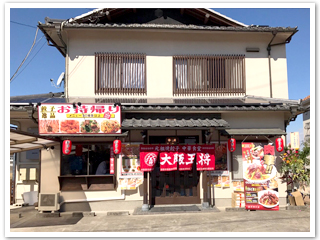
10, 98, 304, 211
10, 8, 307, 212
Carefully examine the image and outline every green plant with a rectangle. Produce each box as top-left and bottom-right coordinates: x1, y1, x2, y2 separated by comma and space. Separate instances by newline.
279, 143, 310, 186
299, 139, 310, 166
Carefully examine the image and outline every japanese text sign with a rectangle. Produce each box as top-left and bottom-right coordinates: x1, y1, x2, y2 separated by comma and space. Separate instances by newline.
139, 144, 215, 171
160, 152, 177, 171
110, 147, 115, 174
242, 143, 279, 211
38, 103, 121, 135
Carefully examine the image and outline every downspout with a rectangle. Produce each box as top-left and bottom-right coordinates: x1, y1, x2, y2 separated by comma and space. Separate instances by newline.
55, 21, 67, 51
60, 21, 69, 99
267, 31, 295, 98
26, 104, 38, 124
267, 31, 277, 98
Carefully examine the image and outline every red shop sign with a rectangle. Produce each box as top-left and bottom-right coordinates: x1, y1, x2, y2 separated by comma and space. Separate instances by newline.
178, 153, 196, 171
160, 152, 177, 171
139, 144, 216, 171
140, 152, 159, 171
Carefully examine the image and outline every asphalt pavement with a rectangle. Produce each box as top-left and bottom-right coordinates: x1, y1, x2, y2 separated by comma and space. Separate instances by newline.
9, 205, 311, 235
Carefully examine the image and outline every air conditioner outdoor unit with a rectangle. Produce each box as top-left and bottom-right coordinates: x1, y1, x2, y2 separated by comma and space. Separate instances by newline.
38, 193, 60, 212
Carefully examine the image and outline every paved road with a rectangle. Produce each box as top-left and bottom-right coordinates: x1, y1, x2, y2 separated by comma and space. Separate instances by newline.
9, 206, 311, 233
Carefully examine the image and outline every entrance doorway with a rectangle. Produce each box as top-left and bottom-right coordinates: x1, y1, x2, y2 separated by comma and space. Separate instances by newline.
149, 136, 201, 205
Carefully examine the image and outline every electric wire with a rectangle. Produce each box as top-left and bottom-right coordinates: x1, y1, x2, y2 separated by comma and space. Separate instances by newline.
13, 39, 46, 81
10, 21, 37, 29
10, 27, 39, 82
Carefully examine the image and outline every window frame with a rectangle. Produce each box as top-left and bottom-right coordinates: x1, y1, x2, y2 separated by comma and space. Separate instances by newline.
95, 52, 147, 95
58, 142, 116, 191
173, 54, 246, 96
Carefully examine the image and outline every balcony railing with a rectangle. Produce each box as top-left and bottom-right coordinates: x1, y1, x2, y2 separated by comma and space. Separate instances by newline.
95, 53, 146, 95
173, 55, 246, 96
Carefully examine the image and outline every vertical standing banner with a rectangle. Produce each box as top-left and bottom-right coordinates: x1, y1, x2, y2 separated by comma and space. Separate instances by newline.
110, 147, 115, 174
290, 132, 300, 150
242, 142, 279, 211
119, 144, 143, 190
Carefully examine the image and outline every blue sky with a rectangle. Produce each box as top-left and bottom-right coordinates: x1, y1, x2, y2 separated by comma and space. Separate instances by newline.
8, 4, 313, 145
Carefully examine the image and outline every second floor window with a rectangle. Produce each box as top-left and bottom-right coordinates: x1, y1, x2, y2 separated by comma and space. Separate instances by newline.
95, 53, 146, 95
173, 55, 246, 96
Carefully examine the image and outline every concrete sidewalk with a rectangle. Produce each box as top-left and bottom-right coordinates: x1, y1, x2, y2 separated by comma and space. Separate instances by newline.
9, 205, 311, 233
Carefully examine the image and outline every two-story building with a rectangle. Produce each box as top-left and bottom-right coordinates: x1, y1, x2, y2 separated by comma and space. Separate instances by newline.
10, 8, 306, 212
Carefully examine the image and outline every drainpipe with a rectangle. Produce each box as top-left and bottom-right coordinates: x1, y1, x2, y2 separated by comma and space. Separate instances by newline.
55, 21, 67, 51
26, 105, 38, 124
267, 31, 277, 98
267, 31, 295, 98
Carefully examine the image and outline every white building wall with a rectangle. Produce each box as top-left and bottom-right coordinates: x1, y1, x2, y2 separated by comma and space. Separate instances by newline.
65, 29, 289, 99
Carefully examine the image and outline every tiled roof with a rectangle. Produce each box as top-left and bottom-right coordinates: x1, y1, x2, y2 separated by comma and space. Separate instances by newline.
53, 23, 298, 33
221, 128, 287, 136
121, 104, 291, 112
67, 8, 249, 27
121, 117, 229, 129
302, 95, 310, 101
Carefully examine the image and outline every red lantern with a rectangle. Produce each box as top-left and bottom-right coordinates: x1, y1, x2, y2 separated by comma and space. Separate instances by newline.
62, 140, 72, 155
75, 145, 83, 156
275, 138, 284, 152
228, 138, 236, 152
113, 139, 122, 155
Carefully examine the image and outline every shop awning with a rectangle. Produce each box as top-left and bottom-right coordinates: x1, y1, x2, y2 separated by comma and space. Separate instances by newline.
221, 128, 287, 136
10, 129, 60, 154
121, 117, 229, 130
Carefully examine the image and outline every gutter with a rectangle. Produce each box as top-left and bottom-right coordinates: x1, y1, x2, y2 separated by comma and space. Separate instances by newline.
38, 24, 66, 57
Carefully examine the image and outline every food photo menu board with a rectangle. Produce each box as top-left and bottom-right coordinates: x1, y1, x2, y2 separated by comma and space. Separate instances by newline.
119, 144, 143, 190
38, 103, 121, 135
120, 144, 143, 177
242, 142, 279, 211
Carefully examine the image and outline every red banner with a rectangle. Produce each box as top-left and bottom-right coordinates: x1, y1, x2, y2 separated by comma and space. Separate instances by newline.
196, 153, 215, 170
264, 145, 275, 155
196, 144, 216, 170
140, 152, 159, 171
139, 144, 215, 172
160, 152, 177, 171
179, 153, 195, 171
